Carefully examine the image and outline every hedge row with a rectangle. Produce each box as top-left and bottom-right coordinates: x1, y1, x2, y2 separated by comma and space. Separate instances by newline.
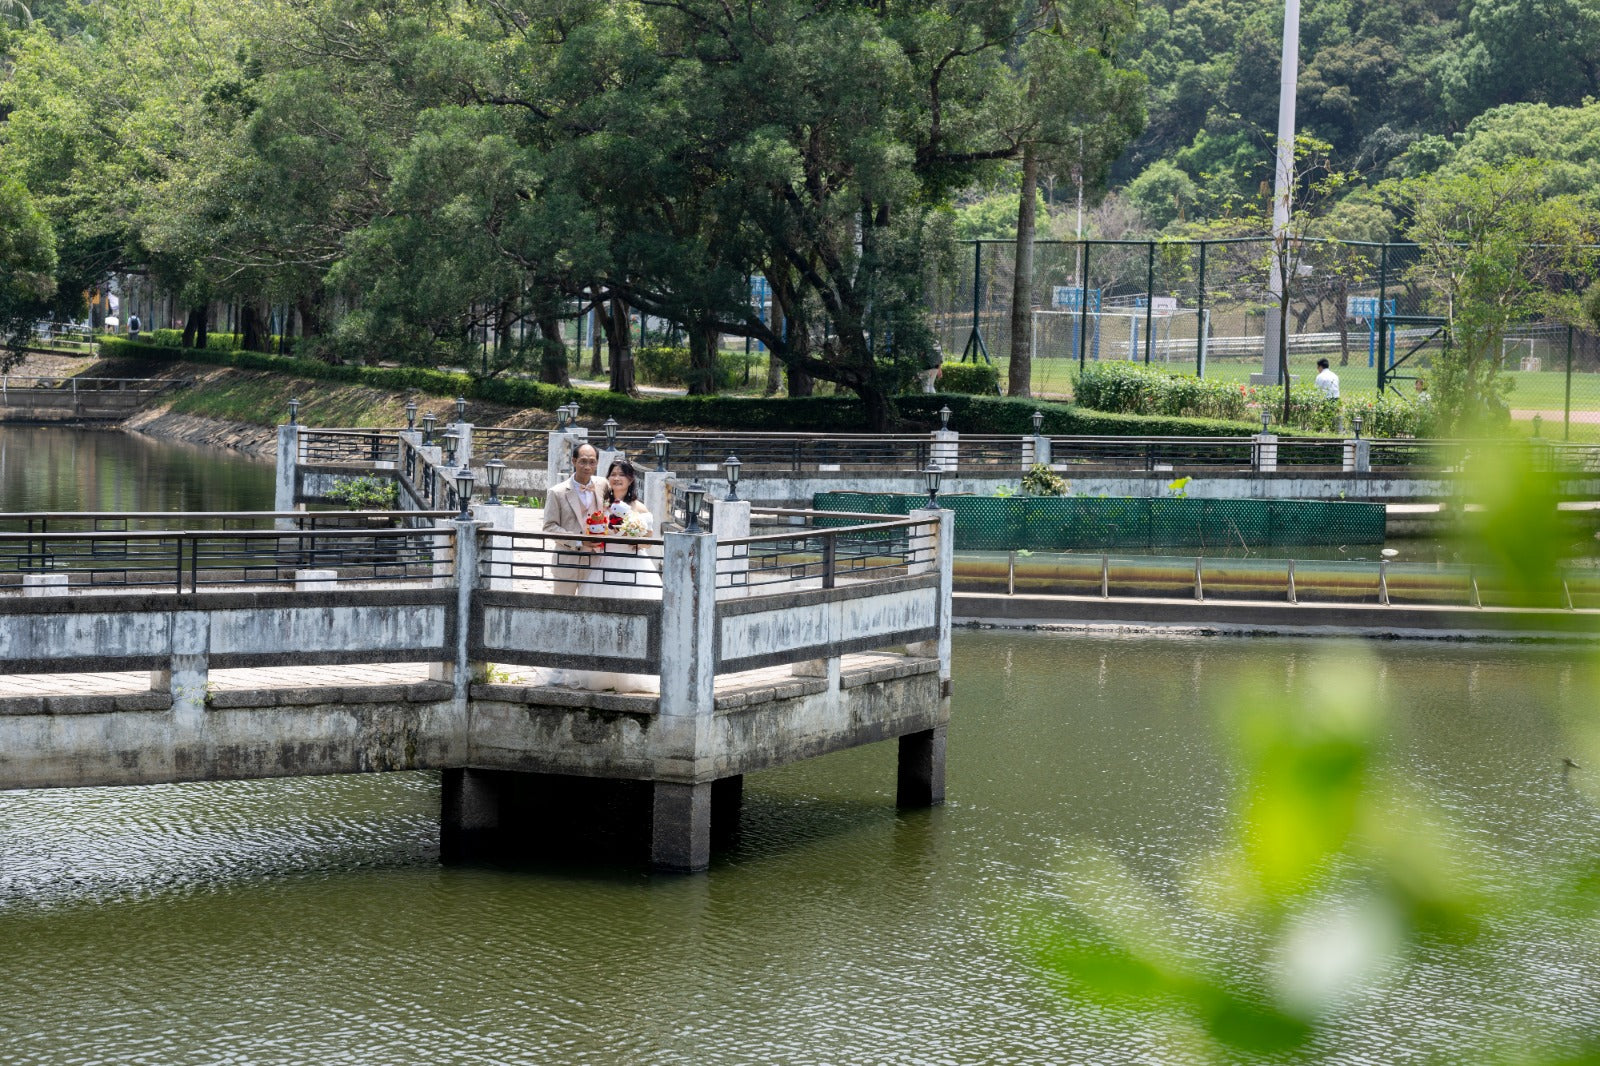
100, 336, 1266, 437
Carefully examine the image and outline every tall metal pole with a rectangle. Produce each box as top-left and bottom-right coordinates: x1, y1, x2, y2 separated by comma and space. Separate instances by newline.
1196, 241, 1208, 376
1259, 0, 1300, 387
1375, 243, 1389, 394
1144, 241, 1155, 364
1566, 324, 1575, 440
1077, 241, 1092, 373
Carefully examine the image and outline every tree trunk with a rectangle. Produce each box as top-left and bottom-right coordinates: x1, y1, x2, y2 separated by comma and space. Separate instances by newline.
590, 299, 607, 378
240, 302, 271, 353
1007, 141, 1039, 398
537, 315, 570, 386
181, 306, 208, 350
1336, 278, 1350, 366
1279, 294, 1292, 424
765, 297, 785, 395
687, 318, 718, 395
603, 296, 636, 395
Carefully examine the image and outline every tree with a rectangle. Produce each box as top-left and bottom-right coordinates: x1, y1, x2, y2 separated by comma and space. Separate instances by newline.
0, 174, 56, 370
1390, 160, 1600, 432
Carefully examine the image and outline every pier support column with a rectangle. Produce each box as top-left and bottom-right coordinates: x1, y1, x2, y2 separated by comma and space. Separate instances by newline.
652, 781, 713, 872
712, 775, 744, 845
896, 725, 947, 807
440, 768, 501, 863
653, 529, 719, 871
274, 422, 299, 529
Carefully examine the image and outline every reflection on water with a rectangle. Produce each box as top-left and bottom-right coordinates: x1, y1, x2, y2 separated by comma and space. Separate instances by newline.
2, 633, 1597, 1064
0, 425, 273, 513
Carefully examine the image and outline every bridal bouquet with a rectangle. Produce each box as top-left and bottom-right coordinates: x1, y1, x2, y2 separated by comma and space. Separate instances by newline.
616, 511, 653, 538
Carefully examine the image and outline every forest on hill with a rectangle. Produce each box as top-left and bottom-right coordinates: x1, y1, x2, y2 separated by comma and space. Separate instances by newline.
3, 0, 1598, 427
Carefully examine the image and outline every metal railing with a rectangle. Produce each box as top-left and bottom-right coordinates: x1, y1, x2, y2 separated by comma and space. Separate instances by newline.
0, 523, 455, 593
0, 509, 451, 535
298, 428, 401, 465
471, 426, 549, 465
975, 551, 1600, 610
717, 509, 939, 592
479, 528, 662, 592
0, 375, 190, 396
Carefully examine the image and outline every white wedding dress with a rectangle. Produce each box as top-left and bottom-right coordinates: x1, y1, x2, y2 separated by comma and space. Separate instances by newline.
542, 508, 662, 695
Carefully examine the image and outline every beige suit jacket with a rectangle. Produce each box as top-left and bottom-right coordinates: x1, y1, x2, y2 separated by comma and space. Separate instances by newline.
545, 478, 603, 593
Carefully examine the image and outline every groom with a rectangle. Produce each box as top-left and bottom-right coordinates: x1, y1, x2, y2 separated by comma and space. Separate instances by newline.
544, 441, 603, 595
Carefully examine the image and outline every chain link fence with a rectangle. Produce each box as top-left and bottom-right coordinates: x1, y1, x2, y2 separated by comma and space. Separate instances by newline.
930, 239, 1600, 439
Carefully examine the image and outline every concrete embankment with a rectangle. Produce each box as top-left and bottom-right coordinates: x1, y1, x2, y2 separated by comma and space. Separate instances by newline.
953, 591, 1600, 640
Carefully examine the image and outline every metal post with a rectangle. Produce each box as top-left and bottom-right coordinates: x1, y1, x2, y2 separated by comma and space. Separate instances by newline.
1378, 558, 1389, 605
1008, 550, 1016, 596
1078, 242, 1092, 373
1194, 557, 1203, 601
1565, 324, 1574, 441
1196, 242, 1207, 376
1375, 243, 1389, 394
822, 535, 836, 589
1287, 558, 1297, 604
1100, 552, 1109, 598
1470, 568, 1481, 608
1144, 241, 1156, 365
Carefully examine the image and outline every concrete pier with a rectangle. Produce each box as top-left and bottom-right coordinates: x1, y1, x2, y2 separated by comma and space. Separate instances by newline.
0, 506, 953, 873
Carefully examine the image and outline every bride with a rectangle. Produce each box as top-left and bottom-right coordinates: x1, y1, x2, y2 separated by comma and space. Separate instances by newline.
585, 458, 662, 600
558, 458, 661, 694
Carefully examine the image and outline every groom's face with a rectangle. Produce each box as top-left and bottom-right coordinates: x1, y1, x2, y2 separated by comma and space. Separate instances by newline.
573, 445, 598, 483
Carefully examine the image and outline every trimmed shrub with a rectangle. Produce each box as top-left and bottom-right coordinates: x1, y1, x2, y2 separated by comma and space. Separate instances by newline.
148, 329, 247, 352
1074, 362, 1249, 421
937, 361, 1000, 395
634, 346, 759, 390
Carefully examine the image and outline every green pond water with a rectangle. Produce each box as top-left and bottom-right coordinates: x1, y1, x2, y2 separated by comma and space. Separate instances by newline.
2, 428, 1598, 1063
3, 632, 1598, 1064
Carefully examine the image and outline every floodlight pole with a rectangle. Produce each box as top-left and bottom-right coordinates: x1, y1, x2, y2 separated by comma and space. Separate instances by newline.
1260, 0, 1300, 388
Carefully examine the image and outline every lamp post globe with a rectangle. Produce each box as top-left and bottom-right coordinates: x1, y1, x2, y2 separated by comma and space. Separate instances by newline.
604, 417, 619, 450
454, 469, 475, 518
939, 405, 952, 431
287, 398, 299, 426
405, 400, 416, 430
422, 413, 436, 445
650, 432, 670, 472
683, 482, 707, 533
722, 455, 742, 501
485, 457, 506, 504
455, 396, 467, 423
924, 463, 943, 507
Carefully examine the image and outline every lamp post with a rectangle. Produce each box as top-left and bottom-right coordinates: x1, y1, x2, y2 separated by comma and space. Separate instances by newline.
566, 402, 580, 425
1031, 410, 1044, 434
422, 413, 436, 445
555, 405, 570, 431
722, 455, 742, 501
604, 417, 619, 451
683, 482, 707, 533
287, 398, 299, 425
454, 469, 475, 518
1260, 409, 1271, 433
442, 430, 460, 469
650, 432, 670, 472
485, 457, 505, 505
1352, 414, 1364, 440
924, 463, 943, 508
939, 405, 952, 431
455, 395, 467, 423
405, 400, 416, 430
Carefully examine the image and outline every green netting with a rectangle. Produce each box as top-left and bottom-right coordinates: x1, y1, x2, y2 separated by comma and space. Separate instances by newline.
813, 493, 1385, 551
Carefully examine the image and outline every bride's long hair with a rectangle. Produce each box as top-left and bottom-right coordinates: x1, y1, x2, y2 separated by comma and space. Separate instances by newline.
605, 459, 639, 504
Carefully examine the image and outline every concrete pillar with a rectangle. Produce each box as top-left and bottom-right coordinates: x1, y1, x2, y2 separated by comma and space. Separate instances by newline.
22, 573, 68, 597
652, 781, 713, 872
931, 428, 959, 473
1253, 432, 1279, 473
294, 568, 335, 591
896, 725, 947, 807
440, 768, 501, 864
902, 506, 952, 808
711, 498, 750, 596
546, 428, 589, 485
439, 516, 482, 703
1343, 438, 1371, 473
274, 423, 299, 528
1026, 434, 1052, 469
473, 503, 515, 590
154, 609, 210, 731
638, 469, 675, 532
654, 529, 718, 871
453, 422, 473, 468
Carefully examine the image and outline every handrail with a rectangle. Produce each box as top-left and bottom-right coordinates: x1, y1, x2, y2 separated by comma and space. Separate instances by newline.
725, 515, 931, 548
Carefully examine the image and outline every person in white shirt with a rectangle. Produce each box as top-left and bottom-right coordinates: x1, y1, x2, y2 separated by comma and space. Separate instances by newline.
1314, 358, 1340, 400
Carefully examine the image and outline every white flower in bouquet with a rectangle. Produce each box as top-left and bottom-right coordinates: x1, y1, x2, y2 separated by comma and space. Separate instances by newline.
617, 511, 653, 539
